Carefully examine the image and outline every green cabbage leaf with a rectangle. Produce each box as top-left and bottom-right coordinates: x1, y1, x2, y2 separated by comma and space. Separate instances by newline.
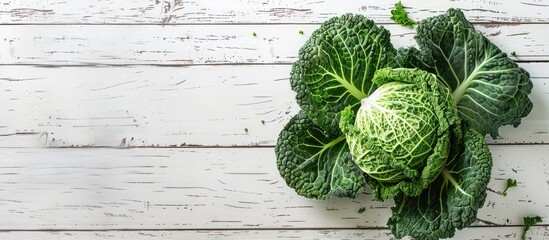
291, 13, 396, 135
388, 127, 492, 239
275, 111, 365, 199
396, 8, 533, 138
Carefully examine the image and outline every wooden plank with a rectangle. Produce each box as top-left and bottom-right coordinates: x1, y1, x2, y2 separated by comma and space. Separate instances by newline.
0, 65, 295, 148
0, 24, 547, 66
0, 227, 548, 240
0, 146, 547, 229
1, 0, 549, 24
0, 63, 547, 148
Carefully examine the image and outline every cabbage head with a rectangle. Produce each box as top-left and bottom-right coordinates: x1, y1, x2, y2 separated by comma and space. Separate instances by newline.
340, 68, 462, 201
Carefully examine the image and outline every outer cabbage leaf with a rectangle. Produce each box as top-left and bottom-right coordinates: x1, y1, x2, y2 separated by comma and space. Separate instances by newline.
388, 127, 493, 240
275, 111, 365, 200
291, 13, 396, 135
397, 8, 533, 138
340, 68, 462, 201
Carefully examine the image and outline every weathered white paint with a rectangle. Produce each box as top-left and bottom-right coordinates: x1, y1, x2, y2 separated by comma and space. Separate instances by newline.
1, 64, 547, 147
0, 147, 547, 229
0, 65, 295, 147
1, 227, 548, 240
0, 24, 547, 65
1, 0, 548, 239
1, 0, 549, 24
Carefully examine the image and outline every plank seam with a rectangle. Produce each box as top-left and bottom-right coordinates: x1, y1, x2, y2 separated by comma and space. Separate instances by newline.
0, 225, 546, 232
0, 141, 548, 150
0, 22, 542, 26
0, 60, 546, 68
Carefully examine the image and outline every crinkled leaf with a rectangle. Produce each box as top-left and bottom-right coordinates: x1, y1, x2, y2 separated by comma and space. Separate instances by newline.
291, 14, 396, 135
400, 8, 533, 138
388, 127, 492, 240
275, 111, 365, 200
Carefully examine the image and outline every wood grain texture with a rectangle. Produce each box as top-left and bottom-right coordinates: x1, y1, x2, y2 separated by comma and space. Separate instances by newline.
1, 227, 548, 240
0, 147, 547, 229
1, 63, 547, 147
0, 24, 547, 66
0, 65, 295, 147
1, 0, 549, 24
2, 1, 549, 239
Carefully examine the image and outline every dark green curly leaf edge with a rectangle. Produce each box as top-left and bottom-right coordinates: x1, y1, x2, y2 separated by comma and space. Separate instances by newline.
275, 111, 366, 200
388, 127, 492, 240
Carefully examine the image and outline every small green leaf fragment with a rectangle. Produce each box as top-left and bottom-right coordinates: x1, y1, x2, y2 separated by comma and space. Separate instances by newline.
261, 120, 266, 125
252, 32, 257, 37
357, 207, 366, 214
502, 178, 518, 196
244, 128, 249, 133
390, 1, 417, 26
522, 216, 543, 240
298, 30, 304, 35
511, 51, 517, 57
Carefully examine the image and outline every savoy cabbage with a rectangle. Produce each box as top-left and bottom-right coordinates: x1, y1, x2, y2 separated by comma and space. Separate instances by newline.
275, 8, 533, 240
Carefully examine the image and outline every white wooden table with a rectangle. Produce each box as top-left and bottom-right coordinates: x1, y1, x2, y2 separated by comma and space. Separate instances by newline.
1, 1, 549, 239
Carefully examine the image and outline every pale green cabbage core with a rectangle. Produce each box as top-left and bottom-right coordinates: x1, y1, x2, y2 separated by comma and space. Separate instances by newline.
340, 68, 462, 201
355, 82, 438, 182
